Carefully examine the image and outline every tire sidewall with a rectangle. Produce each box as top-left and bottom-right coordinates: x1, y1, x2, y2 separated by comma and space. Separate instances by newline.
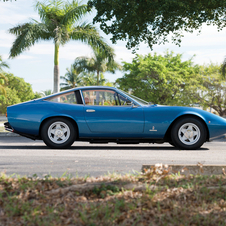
41, 117, 76, 149
171, 117, 206, 150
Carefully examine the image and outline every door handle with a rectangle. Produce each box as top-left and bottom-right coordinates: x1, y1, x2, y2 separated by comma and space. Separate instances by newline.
86, 109, 95, 112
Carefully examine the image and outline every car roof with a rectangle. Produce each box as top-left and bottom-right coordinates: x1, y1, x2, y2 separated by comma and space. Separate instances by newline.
77, 86, 117, 90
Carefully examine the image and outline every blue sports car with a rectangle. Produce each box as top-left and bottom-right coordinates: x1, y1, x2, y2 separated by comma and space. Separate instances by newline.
4, 86, 226, 149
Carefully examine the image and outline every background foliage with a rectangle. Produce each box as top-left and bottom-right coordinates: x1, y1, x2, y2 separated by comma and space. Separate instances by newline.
88, 0, 226, 50
195, 64, 226, 116
116, 51, 201, 106
0, 73, 41, 114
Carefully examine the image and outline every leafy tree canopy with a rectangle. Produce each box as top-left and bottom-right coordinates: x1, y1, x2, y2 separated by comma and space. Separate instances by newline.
195, 64, 226, 116
6, 73, 34, 102
0, 73, 41, 114
116, 51, 200, 106
88, 0, 226, 50
0, 55, 9, 96
0, 87, 20, 114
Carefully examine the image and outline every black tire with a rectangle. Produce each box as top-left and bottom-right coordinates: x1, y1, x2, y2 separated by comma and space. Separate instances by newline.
41, 117, 76, 149
169, 141, 175, 147
171, 117, 207, 150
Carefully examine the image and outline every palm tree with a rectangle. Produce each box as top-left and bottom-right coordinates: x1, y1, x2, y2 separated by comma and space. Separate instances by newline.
60, 63, 84, 90
9, 0, 113, 93
38, 89, 53, 97
222, 57, 226, 79
74, 48, 121, 85
0, 55, 9, 96
82, 72, 108, 86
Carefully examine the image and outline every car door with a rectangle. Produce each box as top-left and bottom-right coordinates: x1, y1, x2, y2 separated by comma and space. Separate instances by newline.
82, 89, 144, 135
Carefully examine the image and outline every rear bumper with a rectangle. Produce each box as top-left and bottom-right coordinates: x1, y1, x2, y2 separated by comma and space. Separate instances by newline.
4, 122, 38, 140
4, 122, 14, 132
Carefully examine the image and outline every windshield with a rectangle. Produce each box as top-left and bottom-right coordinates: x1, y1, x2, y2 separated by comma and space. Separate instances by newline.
119, 90, 149, 105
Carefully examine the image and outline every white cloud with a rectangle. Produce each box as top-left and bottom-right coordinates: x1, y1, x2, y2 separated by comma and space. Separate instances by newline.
0, 1, 39, 25
60, 43, 94, 60
28, 43, 54, 55
0, 30, 15, 48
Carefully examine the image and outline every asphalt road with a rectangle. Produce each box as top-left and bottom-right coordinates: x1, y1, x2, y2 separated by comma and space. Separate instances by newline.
1, 136, 226, 178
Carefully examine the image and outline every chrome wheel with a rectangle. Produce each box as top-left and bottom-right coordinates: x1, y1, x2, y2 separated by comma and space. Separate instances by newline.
47, 121, 70, 144
171, 117, 206, 150
178, 123, 200, 145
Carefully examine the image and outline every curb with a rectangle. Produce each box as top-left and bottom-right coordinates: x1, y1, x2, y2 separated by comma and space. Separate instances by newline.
142, 164, 226, 176
0, 132, 20, 137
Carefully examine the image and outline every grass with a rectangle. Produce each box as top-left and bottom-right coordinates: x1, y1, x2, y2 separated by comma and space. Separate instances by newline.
0, 167, 226, 226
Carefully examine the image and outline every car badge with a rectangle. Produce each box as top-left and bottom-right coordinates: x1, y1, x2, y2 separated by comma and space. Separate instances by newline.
149, 126, 157, 131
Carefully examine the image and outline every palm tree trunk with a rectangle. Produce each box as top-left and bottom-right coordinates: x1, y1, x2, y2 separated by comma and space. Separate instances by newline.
54, 43, 60, 93
97, 70, 99, 85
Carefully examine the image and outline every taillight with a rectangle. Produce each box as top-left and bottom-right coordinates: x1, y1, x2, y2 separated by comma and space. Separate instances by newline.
6, 112, 7, 118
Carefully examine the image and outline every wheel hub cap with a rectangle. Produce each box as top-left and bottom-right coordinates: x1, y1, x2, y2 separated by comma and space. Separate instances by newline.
48, 121, 70, 144
178, 123, 200, 145
56, 129, 63, 137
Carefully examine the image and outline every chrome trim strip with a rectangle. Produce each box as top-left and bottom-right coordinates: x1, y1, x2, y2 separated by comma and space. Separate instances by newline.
80, 89, 85, 105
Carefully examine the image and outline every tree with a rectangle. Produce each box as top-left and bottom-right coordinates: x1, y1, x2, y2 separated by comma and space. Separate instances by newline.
0, 55, 9, 96
116, 51, 200, 106
42, 89, 53, 96
60, 64, 84, 90
81, 72, 113, 86
9, 0, 114, 93
60, 62, 113, 89
0, 87, 21, 114
88, 0, 226, 50
0, 73, 38, 114
6, 73, 34, 102
74, 48, 121, 85
221, 57, 226, 78
196, 64, 226, 116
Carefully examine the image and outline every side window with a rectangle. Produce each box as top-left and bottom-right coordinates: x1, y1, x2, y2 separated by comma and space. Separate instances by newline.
82, 90, 119, 106
118, 94, 133, 106
45, 91, 77, 104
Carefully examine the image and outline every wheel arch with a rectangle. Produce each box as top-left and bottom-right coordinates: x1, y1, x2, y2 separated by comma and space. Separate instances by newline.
164, 114, 209, 142
39, 116, 79, 140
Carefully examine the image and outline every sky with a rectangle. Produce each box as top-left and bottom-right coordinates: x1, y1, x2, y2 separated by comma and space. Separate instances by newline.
1, 0, 226, 93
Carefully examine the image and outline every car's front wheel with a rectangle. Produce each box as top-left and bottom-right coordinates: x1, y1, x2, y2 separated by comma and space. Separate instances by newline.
171, 117, 207, 150
41, 118, 76, 149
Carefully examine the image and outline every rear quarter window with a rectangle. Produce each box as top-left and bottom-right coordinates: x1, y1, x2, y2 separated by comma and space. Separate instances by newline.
45, 91, 78, 104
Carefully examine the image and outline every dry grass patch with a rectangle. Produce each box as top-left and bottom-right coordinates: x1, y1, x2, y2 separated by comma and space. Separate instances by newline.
0, 166, 226, 226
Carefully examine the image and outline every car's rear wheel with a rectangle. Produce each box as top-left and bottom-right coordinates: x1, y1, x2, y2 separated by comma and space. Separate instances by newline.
171, 117, 207, 150
169, 141, 175, 147
41, 118, 76, 149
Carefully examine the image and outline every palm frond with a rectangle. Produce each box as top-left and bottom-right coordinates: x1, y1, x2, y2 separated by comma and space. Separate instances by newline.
62, 1, 88, 26
70, 23, 114, 62
0, 56, 9, 71
0, 73, 8, 82
60, 64, 84, 89
9, 22, 51, 58
35, 0, 64, 24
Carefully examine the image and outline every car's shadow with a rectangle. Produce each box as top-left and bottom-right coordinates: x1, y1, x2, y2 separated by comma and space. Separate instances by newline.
0, 145, 209, 151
